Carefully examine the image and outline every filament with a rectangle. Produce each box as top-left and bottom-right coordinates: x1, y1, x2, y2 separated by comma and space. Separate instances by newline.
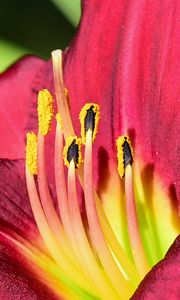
125, 164, 150, 278
37, 130, 81, 270
84, 129, 133, 298
54, 121, 95, 277
25, 166, 94, 294
67, 159, 120, 300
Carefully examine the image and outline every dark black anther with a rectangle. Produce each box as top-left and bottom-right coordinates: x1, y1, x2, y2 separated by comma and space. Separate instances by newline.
67, 140, 79, 168
85, 106, 96, 133
123, 140, 133, 167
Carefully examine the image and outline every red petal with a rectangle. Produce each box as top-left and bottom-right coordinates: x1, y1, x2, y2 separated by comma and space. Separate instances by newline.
0, 1, 179, 201
0, 159, 38, 241
0, 56, 53, 159
0, 160, 64, 298
131, 235, 180, 299
63, 0, 180, 200
0, 236, 60, 300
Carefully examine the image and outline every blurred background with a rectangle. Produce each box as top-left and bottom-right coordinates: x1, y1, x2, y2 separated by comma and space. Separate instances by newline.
0, 0, 81, 72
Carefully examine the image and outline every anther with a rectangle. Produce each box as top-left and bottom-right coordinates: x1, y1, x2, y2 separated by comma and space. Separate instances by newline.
37, 89, 54, 135
116, 136, 133, 178
117, 135, 149, 276
63, 136, 83, 168
79, 103, 100, 144
26, 132, 38, 175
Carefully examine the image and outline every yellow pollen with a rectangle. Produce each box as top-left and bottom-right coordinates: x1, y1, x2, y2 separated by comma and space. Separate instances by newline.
116, 135, 133, 178
37, 89, 54, 135
79, 103, 100, 144
26, 132, 38, 175
56, 113, 63, 130
63, 136, 83, 168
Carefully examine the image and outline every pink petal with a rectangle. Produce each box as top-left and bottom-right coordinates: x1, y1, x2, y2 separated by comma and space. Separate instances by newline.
131, 235, 180, 299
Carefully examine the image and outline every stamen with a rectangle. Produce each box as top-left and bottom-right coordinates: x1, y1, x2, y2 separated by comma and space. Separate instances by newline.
55, 113, 70, 228
63, 136, 83, 168
79, 103, 100, 144
37, 131, 81, 270
25, 165, 94, 294
26, 132, 38, 175
79, 106, 139, 285
37, 90, 80, 267
117, 135, 150, 278
84, 129, 133, 298
54, 95, 133, 291
54, 116, 97, 280
125, 164, 150, 278
56, 130, 107, 298
55, 118, 85, 266
67, 159, 121, 300
37, 89, 54, 136
116, 135, 133, 178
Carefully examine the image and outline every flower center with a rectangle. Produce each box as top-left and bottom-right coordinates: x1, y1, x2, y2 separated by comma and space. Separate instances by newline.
23, 49, 152, 300
1, 49, 177, 300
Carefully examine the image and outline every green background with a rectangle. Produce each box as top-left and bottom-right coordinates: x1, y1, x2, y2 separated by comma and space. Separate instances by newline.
0, 0, 81, 72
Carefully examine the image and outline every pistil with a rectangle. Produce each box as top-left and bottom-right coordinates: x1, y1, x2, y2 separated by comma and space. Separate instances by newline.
117, 136, 150, 278
51, 49, 74, 137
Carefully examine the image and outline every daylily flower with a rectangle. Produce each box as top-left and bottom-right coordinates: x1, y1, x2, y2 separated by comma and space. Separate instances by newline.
0, 0, 179, 299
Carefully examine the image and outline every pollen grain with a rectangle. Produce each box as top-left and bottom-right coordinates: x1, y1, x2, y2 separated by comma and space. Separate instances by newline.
63, 136, 83, 168
116, 135, 133, 178
37, 89, 54, 135
26, 132, 38, 175
79, 103, 100, 144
